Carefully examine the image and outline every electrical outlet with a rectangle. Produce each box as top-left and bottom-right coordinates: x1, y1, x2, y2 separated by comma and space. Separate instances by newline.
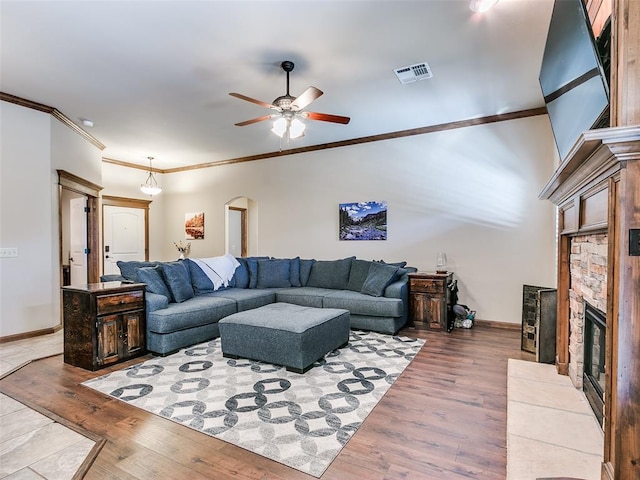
0, 247, 18, 258
630, 229, 640, 256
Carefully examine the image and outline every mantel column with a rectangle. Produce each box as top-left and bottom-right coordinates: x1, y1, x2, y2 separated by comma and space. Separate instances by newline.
611, 0, 640, 126
606, 1, 640, 479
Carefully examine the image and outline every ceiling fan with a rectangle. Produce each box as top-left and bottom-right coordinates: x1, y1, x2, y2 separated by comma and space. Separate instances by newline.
229, 61, 350, 141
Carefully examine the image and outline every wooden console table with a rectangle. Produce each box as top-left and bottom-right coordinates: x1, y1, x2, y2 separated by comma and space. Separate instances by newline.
408, 272, 453, 331
63, 281, 147, 370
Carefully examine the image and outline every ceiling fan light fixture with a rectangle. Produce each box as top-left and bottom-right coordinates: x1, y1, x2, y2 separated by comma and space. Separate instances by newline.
231, 60, 349, 138
271, 117, 288, 137
469, 0, 499, 12
140, 156, 162, 196
289, 118, 306, 139
271, 117, 306, 139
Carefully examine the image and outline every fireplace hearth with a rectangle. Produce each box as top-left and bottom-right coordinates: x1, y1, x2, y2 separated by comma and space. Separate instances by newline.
583, 301, 606, 426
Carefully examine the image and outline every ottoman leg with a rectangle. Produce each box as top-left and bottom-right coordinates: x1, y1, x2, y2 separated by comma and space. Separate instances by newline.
223, 353, 239, 359
287, 365, 307, 374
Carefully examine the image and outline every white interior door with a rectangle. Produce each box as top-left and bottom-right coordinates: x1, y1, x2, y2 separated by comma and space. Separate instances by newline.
228, 209, 243, 257
103, 206, 146, 275
69, 196, 88, 285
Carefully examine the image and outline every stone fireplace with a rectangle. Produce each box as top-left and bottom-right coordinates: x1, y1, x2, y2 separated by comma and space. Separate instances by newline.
568, 233, 608, 389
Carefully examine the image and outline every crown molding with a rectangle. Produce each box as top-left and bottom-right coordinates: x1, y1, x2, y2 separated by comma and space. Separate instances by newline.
0, 92, 106, 150
102, 157, 166, 173
2, 90, 545, 172
104, 107, 548, 174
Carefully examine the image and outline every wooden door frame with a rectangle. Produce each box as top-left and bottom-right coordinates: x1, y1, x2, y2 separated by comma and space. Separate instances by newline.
57, 170, 102, 285
228, 206, 247, 257
101, 196, 151, 272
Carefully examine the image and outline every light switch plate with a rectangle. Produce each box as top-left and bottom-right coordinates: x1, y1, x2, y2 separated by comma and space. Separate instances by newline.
0, 248, 18, 258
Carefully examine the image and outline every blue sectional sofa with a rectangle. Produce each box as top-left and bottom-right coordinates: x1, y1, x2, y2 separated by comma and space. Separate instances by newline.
105, 256, 416, 355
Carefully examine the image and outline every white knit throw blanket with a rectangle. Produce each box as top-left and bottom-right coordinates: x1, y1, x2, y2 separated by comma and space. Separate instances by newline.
191, 254, 240, 290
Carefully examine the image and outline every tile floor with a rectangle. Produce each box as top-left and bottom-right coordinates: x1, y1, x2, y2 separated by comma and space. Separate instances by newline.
507, 358, 604, 480
1, 333, 606, 480
0, 331, 96, 480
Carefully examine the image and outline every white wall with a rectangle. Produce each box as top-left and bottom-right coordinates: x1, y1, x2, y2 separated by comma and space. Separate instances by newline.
102, 114, 558, 324
0, 101, 103, 337
0, 100, 559, 335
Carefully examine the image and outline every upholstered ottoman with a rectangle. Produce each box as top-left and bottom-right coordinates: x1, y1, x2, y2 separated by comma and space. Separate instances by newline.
218, 302, 350, 373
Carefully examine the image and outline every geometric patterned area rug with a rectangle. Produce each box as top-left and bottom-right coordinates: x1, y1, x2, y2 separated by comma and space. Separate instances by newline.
82, 330, 424, 477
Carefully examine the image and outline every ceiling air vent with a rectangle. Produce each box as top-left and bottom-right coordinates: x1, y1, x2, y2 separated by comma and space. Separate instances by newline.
394, 62, 433, 84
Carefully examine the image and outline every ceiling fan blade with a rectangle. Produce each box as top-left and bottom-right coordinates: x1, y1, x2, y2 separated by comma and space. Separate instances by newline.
305, 111, 351, 124
229, 92, 277, 110
234, 114, 274, 127
291, 86, 323, 111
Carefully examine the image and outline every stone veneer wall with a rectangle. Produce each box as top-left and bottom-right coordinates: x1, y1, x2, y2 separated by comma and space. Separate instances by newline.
568, 233, 608, 388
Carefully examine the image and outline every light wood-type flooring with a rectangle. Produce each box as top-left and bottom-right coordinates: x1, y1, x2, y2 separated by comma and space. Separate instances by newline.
0, 324, 532, 479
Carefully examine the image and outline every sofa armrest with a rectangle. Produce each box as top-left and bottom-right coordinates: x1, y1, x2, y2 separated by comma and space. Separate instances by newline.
384, 278, 407, 300
146, 292, 169, 312
100, 274, 127, 282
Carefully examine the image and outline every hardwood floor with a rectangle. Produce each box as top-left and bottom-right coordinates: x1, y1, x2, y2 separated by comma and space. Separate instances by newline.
0, 324, 532, 479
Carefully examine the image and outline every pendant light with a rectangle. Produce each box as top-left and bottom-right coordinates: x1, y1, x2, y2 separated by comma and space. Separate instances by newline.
140, 156, 162, 196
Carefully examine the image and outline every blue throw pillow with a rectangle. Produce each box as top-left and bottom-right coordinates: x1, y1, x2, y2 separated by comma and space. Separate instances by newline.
347, 259, 374, 292
307, 257, 354, 290
136, 266, 172, 301
160, 261, 194, 303
377, 260, 408, 268
116, 260, 161, 282
256, 259, 292, 288
185, 259, 215, 295
299, 259, 316, 286
246, 258, 259, 288
233, 259, 250, 288
289, 257, 301, 287
233, 256, 269, 289
361, 262, 399, 297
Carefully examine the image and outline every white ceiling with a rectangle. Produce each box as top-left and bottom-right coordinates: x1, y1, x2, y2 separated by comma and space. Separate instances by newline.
0, 0, 554, 170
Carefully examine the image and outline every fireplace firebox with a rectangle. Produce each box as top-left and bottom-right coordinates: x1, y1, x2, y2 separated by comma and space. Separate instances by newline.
583, 301, 606, 426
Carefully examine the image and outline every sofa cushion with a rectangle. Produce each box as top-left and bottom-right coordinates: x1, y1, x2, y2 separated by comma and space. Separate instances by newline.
190, 254, 239, 290
100, 274, 127, 283
207, 288, 276, 312
117, 260, 161, 282
160, 261, 194, 303
287, 257, 302, 287
137, 266, 172, 300
275, 287, 336, 308
256, 258, 292, 288
146, 296, 237, 334
233, 258, 250, 288
346, 259, 374, 292
232, 257, 268, 289
361, 262, 400, 297
306, 257, 354, 290
247, 258, 259, 288
299, 259, 315, 286
185, 258, 216, 295
324, 290, 404, 318
377, 260, 408, 268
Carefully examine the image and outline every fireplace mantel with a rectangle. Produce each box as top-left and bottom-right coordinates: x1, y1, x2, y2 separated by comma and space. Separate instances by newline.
539, 124, 640, 480
539, 126, 640, 205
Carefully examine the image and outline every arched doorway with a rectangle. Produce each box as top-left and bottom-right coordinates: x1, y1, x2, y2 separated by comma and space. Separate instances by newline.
225, 197, 257, 257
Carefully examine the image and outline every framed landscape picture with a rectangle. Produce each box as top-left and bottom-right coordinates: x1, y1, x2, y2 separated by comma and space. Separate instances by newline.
185, 212, 205, 239
339, 201, 387, 240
